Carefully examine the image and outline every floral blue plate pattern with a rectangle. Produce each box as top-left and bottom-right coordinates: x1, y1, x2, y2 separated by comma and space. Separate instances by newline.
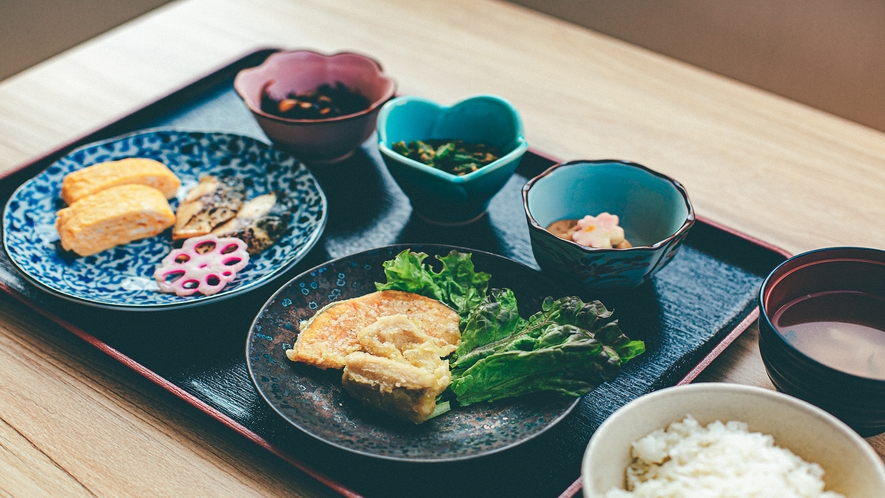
2, 130, 327, 310
246, 244, 580, 462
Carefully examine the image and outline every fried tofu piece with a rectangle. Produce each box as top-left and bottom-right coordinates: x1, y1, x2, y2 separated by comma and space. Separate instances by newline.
55, 184, 175, 256
287, 298, 371, 369
343, 353, 451, 424
286, 290, 460, 370
342, 315, 454, 423
60, 158, 181, 205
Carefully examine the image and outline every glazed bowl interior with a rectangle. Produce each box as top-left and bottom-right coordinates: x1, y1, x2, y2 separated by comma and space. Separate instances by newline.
235, 50, 396, 123
377, 95, 528, 182
582, 383, 885, 498
758, 246, 885, 435
525, 161, 689, 247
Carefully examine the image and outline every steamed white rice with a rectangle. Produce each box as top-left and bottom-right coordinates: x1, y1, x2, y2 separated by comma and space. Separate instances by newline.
604, 415, 844, 498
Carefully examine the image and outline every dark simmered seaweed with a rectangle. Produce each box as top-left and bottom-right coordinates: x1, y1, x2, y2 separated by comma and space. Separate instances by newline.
260, 81, 370, 120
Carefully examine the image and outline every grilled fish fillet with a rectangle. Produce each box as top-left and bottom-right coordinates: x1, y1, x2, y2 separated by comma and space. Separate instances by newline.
55, 184, 175, 256
60, 157, 181, 205
211, 191, 292, 254
286, 290, 460, 370
172, 175, 246, 240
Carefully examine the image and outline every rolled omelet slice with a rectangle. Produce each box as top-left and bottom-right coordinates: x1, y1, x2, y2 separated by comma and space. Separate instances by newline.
55, 184, 176, 256
61, 157, 181, 205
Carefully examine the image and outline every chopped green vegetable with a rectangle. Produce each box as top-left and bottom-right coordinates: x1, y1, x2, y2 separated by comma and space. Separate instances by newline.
434, 142, 455, 161
390, 139, 501, 176
374, 249, 645, 407
426, 400, 452, 421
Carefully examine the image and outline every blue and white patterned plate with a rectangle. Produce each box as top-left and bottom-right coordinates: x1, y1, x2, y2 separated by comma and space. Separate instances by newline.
2, 130, 327, 310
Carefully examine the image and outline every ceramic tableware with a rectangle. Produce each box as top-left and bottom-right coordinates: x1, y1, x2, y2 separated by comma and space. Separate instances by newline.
3, 129, 327, 310
759, 246, 885, 436
377, 95, 528, 225
582, 383, 885, 497
523, 159, 693, 292
234, 49, 397, 164
246, 244, 579, 462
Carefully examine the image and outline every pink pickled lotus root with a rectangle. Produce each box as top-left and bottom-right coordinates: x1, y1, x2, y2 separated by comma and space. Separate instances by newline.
154, 235, 250, 296
571, 212, 625, 248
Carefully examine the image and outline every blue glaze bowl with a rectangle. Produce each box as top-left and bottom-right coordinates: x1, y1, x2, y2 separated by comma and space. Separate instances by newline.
522, 160, 694, 292
377, 95, 528, 225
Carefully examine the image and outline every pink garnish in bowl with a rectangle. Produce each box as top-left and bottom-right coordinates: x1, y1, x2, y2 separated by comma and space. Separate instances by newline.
571, 212, 625, 248
154, 234, 250, 296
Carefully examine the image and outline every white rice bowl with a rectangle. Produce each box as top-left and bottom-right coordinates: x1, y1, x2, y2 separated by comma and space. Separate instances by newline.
582, 383, 885, 498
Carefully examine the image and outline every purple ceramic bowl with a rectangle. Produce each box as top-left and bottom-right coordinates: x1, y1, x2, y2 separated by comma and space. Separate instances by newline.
234, 50, 397, 164
759, 246, 885, 436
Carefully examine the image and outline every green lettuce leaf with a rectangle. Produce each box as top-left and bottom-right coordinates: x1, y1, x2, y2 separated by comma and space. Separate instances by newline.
375, 249, 491, 320
449, 294, 646, 406
450, 288, 525, 371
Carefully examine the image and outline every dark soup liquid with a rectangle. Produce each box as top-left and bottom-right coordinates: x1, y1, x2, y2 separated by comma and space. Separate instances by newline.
772, 291, 885, 380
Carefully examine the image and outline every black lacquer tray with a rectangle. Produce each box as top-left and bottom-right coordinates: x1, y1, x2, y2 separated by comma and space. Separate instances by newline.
0, 49, 790, 498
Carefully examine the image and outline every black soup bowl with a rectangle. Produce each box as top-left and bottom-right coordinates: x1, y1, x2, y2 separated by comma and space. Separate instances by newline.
758, 246, 885, 436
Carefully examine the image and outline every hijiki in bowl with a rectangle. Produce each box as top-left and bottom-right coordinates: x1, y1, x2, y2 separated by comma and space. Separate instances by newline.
234, 49, 397, 164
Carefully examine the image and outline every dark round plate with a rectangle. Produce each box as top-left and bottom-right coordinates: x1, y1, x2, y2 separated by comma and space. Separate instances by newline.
246, 244, 580, 462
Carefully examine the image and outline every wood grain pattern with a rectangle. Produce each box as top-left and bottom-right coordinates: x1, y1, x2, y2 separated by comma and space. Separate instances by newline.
0, 0, 883, 495
0, 295, 335, 497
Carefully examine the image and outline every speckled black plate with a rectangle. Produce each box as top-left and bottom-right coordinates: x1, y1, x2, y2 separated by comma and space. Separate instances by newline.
246, 244, 580, 462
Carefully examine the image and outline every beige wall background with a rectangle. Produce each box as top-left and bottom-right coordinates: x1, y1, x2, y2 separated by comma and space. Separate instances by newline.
2, 0, 884, 133
508, 0, 885, 133
0, 0, 174, 80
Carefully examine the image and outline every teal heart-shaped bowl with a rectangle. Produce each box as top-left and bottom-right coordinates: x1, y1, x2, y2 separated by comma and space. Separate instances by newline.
377, 95, 528, 225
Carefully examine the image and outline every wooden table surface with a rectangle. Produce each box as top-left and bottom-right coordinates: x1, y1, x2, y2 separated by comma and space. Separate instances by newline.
1, 0, 883, 496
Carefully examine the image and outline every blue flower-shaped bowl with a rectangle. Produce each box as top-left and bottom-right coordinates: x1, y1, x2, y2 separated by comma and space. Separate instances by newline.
377, 95, 528, 225
522, 160, 694, 292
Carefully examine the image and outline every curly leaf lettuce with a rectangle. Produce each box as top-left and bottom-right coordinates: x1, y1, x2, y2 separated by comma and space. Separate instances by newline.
449, 294, 645, 406
375, 249, 491, 321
